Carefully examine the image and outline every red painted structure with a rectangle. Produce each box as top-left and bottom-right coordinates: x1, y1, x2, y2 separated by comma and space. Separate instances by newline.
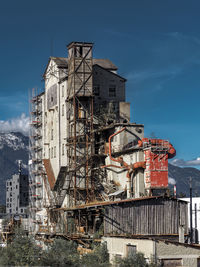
139, 138, 176, 190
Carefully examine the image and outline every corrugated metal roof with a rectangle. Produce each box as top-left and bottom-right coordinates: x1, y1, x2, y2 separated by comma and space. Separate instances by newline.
55, 196, 187, 211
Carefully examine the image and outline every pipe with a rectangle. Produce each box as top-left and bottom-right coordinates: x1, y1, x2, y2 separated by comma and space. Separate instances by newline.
108, 127, 126, 164
102, 127, 146, 198
132, 161, 146, 170
167, 143, 176, 159
100, 164, 125, 169
137, 138, 176, 159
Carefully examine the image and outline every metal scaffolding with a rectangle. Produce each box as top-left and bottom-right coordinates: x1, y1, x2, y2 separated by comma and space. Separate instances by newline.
66, 42, 95, 207
29, 88, 44, 230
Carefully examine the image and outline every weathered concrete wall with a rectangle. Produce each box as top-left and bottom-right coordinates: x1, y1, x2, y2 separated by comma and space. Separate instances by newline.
156, 240, 200, 267
102, 237, 154, 263
103, 237, 200, 267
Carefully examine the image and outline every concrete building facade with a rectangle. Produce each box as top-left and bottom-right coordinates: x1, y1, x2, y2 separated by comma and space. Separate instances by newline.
6, 172, 29, 216
103, 236, 200, 267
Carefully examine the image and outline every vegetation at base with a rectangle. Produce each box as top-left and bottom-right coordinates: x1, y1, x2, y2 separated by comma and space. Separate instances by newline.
0, 228, 41, 266
81, 242, 110, 267
0, 227, 110, 266
114, 252, 159, 267
0, 227, 160, 267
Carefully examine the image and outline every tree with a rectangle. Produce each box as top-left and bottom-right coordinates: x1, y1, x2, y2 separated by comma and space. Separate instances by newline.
81, 242, 110, 267
41, 238, 80, 267
114, 252, 149, 267
0, 228, 41, 266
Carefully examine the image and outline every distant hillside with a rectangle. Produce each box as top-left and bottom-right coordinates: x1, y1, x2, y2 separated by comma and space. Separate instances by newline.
168, 163, 200, 197
0, 132, 29, 204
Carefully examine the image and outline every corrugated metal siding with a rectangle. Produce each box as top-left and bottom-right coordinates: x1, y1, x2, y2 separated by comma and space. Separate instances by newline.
104, 198, 188, 236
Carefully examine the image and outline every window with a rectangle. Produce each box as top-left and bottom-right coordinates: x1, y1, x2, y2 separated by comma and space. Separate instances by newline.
9, 209, 12, 213
54, 146, 56, 158
62, 85, 64, 97
6, 187, 8, 191
94, 85, 100, 96
21, 209, 23, 213
161, 259, 182, 266
51, 148, 53, 159
10, 193, 12, 197
10, 182, 12, 186
62, 104, 64, 116
126, 245, 136, 257
79, 46, 83, 57
7, 198, 9, 202
16, 185, 18, 189
51, 129, 53, 140
62, 144, 65, 155
109, 85, 116, 97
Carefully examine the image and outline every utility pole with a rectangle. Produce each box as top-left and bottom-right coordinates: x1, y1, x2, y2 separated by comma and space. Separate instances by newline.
190, 177, 193, 243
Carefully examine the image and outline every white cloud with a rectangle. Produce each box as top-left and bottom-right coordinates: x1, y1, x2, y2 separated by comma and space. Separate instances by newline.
168, 177, 176, 185
0, 113, 29, 135
171, 158, 200, 167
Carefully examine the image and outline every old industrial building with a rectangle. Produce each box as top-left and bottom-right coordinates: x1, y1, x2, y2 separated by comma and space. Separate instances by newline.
28, 41, 200, 266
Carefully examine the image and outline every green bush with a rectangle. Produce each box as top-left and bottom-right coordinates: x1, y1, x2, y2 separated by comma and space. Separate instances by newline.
41, 238, 80, 267
81, 242, 110, 267
114, 252, 149, 267
0, 228, 41, 266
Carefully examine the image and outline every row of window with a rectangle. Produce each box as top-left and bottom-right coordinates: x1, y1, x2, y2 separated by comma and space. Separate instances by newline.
49, 144, 65, 158
93, 85, 116, 97
7, 207, 24, 213
56, 83, 117, 99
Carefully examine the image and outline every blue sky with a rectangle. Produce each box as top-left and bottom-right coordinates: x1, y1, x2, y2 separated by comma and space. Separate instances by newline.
0, 0, 200, 168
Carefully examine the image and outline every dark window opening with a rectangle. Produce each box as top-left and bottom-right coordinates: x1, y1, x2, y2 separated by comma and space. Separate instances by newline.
109, 85, 116, 97
94, 85, 100, 96
79, 46, 83, 57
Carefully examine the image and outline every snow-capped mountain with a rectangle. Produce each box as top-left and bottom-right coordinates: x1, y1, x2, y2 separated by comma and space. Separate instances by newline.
0, 132, 29, 151
0, 132, 29, 204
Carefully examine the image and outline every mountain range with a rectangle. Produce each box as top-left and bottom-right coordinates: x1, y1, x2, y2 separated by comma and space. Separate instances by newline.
0, 132, 29, 204
0, 131, 199, 204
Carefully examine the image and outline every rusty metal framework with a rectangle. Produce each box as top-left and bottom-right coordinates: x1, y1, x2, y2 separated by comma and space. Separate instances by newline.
66, 42, 95, 207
